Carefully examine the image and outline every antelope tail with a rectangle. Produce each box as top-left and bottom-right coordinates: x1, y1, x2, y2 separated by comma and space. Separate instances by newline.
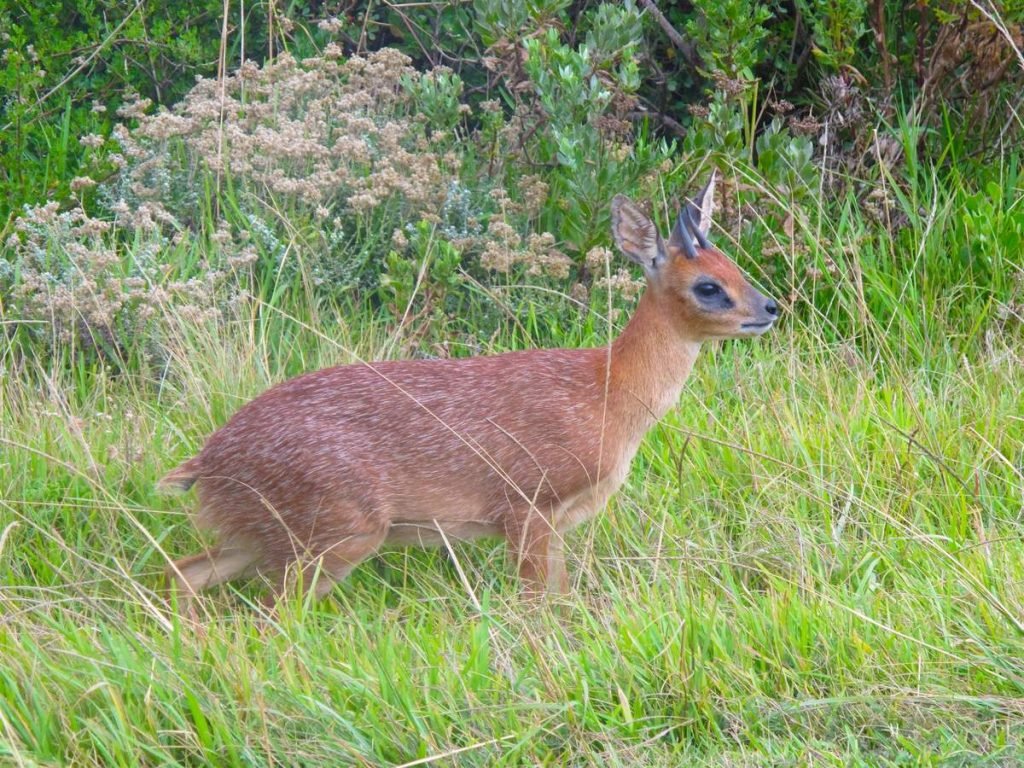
157, 457, 202, 493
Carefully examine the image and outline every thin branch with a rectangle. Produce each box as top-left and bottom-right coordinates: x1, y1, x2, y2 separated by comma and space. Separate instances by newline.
637, 0, 699, 67
628, 108, 687, 137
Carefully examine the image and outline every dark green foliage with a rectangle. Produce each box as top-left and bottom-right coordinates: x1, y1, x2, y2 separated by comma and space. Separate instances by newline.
2, 1, 211, 217
0, 0, 339, 220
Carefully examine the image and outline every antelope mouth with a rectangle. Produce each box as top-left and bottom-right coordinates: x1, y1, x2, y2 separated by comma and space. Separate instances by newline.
738, 320, 775, 336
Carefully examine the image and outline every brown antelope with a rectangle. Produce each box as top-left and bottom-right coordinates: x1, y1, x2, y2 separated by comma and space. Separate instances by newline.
159, 174, 778, 604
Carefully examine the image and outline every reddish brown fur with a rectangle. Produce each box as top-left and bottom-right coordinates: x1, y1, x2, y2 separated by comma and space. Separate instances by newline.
160, 183, 777, 605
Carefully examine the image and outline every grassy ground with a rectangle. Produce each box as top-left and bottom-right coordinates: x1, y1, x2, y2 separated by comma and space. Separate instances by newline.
2, 275, 1023, 765
2, 4, 1022, 761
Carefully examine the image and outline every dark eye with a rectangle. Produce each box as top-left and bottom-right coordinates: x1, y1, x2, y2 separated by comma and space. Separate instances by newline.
694, 282, 721, 298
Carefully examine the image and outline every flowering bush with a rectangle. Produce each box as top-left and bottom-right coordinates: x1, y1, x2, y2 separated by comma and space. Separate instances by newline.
2, 46, 617, 361
108, 48, 458, 223
1, 202, 236, 365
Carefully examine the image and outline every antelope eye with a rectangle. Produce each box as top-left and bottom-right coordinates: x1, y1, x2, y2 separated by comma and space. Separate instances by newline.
694, 282, 721, 298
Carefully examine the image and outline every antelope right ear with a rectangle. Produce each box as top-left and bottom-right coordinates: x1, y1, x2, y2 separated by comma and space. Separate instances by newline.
611, 195, 667, 276
688, 171, 716, 248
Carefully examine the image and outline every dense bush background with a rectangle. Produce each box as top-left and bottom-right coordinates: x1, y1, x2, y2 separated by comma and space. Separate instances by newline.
1, 1, 1022, 765
2, 0, 1021, 362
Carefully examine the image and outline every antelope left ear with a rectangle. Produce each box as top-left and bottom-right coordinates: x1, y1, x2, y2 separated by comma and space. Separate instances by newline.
611, 195, 667, 276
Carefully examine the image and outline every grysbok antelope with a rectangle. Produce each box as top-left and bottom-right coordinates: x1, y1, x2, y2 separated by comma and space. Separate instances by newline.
159, 174, 778, 605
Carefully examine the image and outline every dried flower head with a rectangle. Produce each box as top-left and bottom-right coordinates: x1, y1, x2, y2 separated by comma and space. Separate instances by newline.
318, 16, 344, 34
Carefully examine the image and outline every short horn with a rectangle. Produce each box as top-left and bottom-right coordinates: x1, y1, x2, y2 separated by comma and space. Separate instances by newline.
685, 206, 710, 250
670, 211, 698, 259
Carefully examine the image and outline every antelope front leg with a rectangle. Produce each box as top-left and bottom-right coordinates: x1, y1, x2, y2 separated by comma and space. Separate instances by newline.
507, 517, 569, 598
544, 536, 570, 596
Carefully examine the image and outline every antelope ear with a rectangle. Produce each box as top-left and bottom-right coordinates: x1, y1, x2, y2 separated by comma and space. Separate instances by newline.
611, 195, 666, 275
687, 171, 716, 249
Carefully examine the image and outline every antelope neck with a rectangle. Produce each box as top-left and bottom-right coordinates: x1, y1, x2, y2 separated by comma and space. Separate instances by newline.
607, 290, 701, 422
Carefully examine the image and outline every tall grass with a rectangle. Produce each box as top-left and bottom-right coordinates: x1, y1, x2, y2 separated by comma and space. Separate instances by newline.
1, 150, 1023, 766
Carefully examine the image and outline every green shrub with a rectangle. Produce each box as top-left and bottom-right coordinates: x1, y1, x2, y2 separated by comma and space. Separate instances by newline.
0, 0, 341, 221
0, 1, 225, 219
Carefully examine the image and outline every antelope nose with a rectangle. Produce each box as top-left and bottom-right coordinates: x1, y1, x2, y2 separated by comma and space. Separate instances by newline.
764, 299, 779, 317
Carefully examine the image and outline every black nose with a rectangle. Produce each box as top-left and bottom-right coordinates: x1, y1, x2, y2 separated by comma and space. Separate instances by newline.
764, 299, 779, 316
